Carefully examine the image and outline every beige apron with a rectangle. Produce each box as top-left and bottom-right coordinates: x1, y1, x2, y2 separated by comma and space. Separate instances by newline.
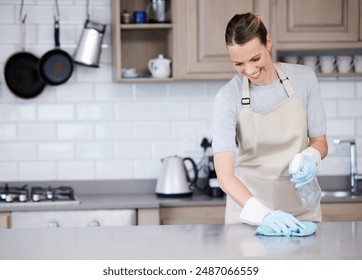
225, 65, 322, 224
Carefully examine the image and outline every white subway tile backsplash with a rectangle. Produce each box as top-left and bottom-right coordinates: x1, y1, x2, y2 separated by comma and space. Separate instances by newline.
134, 159, 162, 179
0, 2, 361, 181
58, 161, 95, 180
18, 123, 56, 141
135, 121, 170, 140
76, 142, 114, 159
135, 83, 168, 100
38, 104, 75, 121
76, 104, 114, 120
170, 121, 209, 139
115, 141, 152, 159
0, 5, 14, 24
95, 160, 133, 179
319, 80, 355, 99
0, 104, 36, 122
0, 143, 37, 161
76, 65, 113, 82
96, 121, 134, 140
18, 161, 57, 181
152, 140, 185, 158
153, 102, 189, 120
322, 100, 337, 118
57, 123, 94, 140
356, 81, 362, 98
327, 119, 355, 136
338, 100, 362, 117
115, 103, 152, 121
94, 83, 134, 101
56, 83, 94, 102
319, 156, 350, 175
0, 162, 18, 181
189, 101, 213, 120
169, 82, 207, 100
0, 123, 17, 141
357, 120, 362, 136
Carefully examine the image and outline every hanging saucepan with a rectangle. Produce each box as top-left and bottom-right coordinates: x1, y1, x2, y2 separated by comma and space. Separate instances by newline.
38, 2, 73, 86
73, 0, 106, 67
4, 4, 46, 99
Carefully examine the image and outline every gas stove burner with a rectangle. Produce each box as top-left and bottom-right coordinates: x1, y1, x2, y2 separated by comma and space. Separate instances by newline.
0, 184, 29, 203
0, 184, 77, 204
31, 186, 75, 202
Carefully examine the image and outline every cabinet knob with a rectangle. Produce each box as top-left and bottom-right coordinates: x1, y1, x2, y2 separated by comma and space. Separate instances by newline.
88, 220, 100, 227
48, 221, 59, 228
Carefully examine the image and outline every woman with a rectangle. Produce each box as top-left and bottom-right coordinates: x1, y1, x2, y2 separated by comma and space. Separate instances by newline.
212, 13, 328, 234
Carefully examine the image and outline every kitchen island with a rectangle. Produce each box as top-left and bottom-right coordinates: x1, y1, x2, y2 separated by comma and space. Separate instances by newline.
0, 221, 361, 260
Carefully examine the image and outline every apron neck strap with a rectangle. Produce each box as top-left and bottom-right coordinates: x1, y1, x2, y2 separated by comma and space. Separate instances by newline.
274, 64, 295, 97
241, 63, 295, 107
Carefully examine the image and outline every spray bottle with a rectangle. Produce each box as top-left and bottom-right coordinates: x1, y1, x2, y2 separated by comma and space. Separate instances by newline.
289, 154, 321, 208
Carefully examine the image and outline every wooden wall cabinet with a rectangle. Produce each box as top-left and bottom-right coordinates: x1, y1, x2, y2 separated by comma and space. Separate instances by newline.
112, 0, 175, 82
273, 0, 360, 44
271, 0, 362, 77
173, 0, 271, 80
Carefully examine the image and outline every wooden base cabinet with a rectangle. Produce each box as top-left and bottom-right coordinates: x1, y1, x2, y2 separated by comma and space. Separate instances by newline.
321, 203, 362, 222
0, 212, 10, 229
159, 206, 225, 225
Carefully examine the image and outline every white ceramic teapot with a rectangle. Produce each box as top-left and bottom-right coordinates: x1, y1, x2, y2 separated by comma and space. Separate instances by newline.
148, 54, 171, 78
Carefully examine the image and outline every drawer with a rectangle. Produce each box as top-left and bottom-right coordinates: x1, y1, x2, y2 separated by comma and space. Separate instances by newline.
11, 209, 136, 228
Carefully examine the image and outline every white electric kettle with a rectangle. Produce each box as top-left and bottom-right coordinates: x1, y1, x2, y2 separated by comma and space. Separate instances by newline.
155, 155, 198, 197
148, 54, 171, 78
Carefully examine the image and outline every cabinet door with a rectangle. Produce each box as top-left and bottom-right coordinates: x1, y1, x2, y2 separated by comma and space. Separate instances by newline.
275, 0, 359, 42
159, 206, 225, 225
321, 203, 362, 221
11, 210, 136, 228
0, 212, 10, 229
174, 0, 270, 80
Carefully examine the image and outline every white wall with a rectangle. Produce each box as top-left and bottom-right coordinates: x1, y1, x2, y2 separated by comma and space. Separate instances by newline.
0, 0, 361, 182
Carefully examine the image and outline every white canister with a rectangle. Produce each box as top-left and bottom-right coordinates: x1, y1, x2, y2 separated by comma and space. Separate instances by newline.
336, 55, 353, 73
302, 56, 319, 72
320, 56, 336, 73
354, 55, 362, 73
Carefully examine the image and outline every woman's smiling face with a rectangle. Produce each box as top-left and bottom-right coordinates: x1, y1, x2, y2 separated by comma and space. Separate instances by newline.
227, 35, 274, 86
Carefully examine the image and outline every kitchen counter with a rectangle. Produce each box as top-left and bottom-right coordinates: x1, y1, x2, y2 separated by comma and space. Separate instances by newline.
1, 176, 361, 212
0, 221, 361, 260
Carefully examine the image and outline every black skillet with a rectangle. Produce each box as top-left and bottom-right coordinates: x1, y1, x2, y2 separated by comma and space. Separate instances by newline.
38, 17, 74, 86
4, 8, 46, 99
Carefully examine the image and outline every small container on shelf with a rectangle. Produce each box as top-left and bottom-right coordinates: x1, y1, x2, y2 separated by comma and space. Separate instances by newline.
121, 10, 131, 24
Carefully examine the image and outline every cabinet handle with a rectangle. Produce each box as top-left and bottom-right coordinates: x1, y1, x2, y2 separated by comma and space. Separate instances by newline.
48, 221, 59, 228
88, 220, 100, 227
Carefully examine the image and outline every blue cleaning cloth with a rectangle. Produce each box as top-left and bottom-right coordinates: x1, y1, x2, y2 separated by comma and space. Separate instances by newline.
255, 221, 317, 237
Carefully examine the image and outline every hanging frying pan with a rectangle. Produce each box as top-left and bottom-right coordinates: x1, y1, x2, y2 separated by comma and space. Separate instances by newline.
38, 1, 73, 86
4, 3, 46, 99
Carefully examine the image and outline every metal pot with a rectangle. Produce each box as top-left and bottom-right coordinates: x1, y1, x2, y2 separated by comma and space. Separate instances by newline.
73, 0, 106, 67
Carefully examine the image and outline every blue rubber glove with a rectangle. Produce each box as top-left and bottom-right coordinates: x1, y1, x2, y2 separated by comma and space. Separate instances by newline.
289, 155, 317, 188
261, 210, 307, 234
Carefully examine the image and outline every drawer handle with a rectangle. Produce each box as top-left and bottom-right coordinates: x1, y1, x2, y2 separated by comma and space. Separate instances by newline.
88, 220, 100, 227
48, 221, 59, 228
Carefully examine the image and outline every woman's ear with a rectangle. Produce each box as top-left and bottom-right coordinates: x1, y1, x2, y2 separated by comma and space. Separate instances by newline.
266, 34, 272, 51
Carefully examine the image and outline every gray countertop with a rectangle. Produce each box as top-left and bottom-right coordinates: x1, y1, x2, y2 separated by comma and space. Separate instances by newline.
1, 176, 361, 212
0, 221, 361, 260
